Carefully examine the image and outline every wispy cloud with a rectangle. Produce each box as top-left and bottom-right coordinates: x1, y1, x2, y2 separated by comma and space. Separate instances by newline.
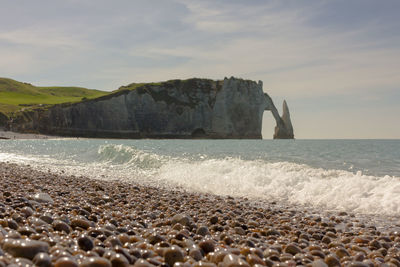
0, 0, 399, 137
0, 27, 88, 48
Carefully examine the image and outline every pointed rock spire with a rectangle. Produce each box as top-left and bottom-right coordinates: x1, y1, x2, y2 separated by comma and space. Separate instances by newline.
273, 100, 294, 139
282, 100, 293, 135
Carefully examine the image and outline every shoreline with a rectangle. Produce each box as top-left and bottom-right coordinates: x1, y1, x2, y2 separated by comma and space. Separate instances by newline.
0, 129, 55, 140
1, 162, 400, 266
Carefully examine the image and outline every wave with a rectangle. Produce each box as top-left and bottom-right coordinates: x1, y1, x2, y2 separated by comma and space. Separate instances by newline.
95, 145, 400, 216
2, 143, 400, 217
97, 144, 165, 169
155, 158, 400, 216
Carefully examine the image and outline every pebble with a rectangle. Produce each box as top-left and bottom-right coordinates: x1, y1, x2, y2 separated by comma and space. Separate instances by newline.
164, 246, 184, 267
17, 226, 36, 236
197, 226, 210, 236
110, 253, 130, 267
221, 254, 250, 267
312, 259, 328, 267
70, 216, 91, 230
234, 227, 246, 235
193, 261, 217, 267
148, 233, 165, 245
80, 257, 111, 267
11, 257, 34, 266
347, 262, 369, 267
199, 240, 215, 254
39, 214, 54, 224
32, 252, 52, 267
78, 235, 94, 251
33, 193, 54, 204
104, 235, 122, 247
335, 248, 350, 258
2, 238, 49, 260
20, 207, 34, 217
284, 244, 302, 255
29, 217, 48, 227
6, 219, 19, 230
54, 256, 79, 267
210, 216, 218, 225
189, 248, 203, 261
133, 259, 155, 267
5, 230, 22, 239
172, 214, 192, 227
53, 220, 71, 233
246, 254, 264, 266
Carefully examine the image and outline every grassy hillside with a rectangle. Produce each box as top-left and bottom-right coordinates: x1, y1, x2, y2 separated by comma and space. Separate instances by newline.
0, 77, 218, 122
0, 78, 109, 116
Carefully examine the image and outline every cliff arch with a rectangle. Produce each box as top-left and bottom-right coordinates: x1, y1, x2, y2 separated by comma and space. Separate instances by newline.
263, 93, 294, 139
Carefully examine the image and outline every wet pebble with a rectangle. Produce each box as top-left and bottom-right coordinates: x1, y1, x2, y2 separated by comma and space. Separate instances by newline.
20, 207, 34, 217
197, 226, 210, 236
33, 193, 54, 204
2, 238, 49, 260
80, 257, 111, 267
164, 246, 184, 267
221, 254, 250, 267
70, 216, 91, 230
32, 252, 52, 267
210, 216, 218, 225
53, 220, 71, 234
172, 214, 192, 227
199, 240, 215, 254
54, 256, 78, 267
78, 235, 94, 251
284, 244, 302, 255
312, 259, 328, 267
110, 253, 130, 267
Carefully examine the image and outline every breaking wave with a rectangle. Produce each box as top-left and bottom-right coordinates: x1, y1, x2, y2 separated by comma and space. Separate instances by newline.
1, 141, 400, 217
157, 158, 400, 215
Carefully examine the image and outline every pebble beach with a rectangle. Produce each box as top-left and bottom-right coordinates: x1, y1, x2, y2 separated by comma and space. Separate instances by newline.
1, 162, 400, 267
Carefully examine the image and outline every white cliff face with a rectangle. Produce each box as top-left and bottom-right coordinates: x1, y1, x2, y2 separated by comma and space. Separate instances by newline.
12, 77, 294, 139
211, 78, 267, 138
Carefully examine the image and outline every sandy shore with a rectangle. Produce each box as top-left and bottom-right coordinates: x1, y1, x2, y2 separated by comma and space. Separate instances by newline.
0, 130, 56, 140
0, 162, 400, 267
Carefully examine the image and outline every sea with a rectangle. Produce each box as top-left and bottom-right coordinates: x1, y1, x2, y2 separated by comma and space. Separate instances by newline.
1, 139, 400, 226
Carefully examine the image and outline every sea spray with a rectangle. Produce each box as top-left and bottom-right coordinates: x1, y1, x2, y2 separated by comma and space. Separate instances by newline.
156, 158, 400, 215
1, 139, 400, 217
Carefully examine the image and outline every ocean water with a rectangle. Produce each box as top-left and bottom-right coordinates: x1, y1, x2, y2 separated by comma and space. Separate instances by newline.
1, 139, 400, 220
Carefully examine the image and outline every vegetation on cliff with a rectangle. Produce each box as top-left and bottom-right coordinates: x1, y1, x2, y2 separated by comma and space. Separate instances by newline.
0, 78, 108, 117
0, 78, 218, 118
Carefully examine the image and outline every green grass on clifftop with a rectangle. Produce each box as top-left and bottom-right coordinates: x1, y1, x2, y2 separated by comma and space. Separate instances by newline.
0, 77, 221, 119
0, 78, 108, 116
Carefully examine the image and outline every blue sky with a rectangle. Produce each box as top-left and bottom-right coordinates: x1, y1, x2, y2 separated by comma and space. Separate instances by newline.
1, 0, 399, 138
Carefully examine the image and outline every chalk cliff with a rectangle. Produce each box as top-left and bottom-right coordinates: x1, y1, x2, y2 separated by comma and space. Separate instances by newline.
9, 77, 294, 139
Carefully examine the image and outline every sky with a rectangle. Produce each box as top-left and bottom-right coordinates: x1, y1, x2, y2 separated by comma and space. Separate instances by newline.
1, 0, 399, 139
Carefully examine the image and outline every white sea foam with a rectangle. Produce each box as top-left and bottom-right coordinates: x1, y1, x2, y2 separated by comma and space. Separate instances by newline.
1, 142, 400, 217
93, 144, 400, 216
156, 158, 400, 216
